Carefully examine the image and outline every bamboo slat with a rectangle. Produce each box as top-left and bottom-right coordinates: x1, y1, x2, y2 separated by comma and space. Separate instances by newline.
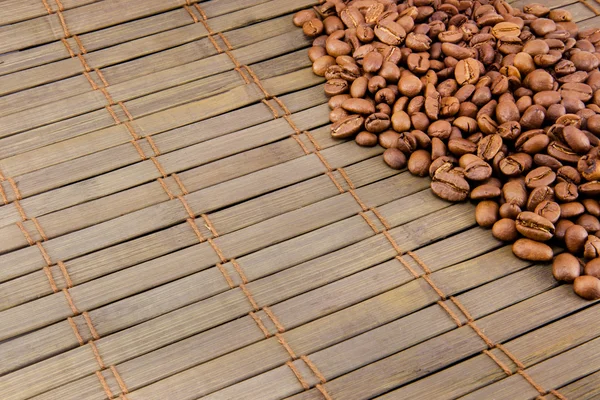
0, 0, 100, 26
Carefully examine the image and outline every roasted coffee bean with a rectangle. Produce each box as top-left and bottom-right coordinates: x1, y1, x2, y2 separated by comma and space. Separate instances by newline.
524, 69, 554, 92
342, 98, 376, 114
565, 224, 589, 254
584, 235, 600, 259
471, 184, 502, 200
477, 134, 503, 161
355, 131, 378, 147
577, 214, 600, 233
552, 253, 581, 282
560, 201, 586, 219
534, 154, 563, 170
516, 211, 555, 241
294, 10, 317, 27
383, 147, 408, 169
527, 186, 554, 211
503, 180, 528, 208
379, 130, 401, 148
455, 58, 480, 85
408, 150, 432, 176
475, 200, 500, 227
499, 153, 533, 176
534, 200, 561, 224
512, 238, 553, 261
525, 166, 556, 189
555, 181, 579, 202
492, 218, 519, 241
585, 258, 600, 278
364, 112, 391, 133
330, 107, 349, 123
583, 199, 600, 217
374, 19, 407, 45
303, 18, 325, 37
325, 79, 350, 96
573, 276, 600, 300
331, 114, 364, 138
431, 170, 470, 201
557, 165, 582, 184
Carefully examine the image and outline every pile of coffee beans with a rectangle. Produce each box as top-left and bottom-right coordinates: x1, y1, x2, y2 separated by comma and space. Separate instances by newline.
294, 0, 600, 300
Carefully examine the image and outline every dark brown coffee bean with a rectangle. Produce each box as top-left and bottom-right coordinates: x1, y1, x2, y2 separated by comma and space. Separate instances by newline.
555, 181, 579, 202
408, 150, 432, 177
565, 224, 589, 254
512, 238, 553, 261
557, 165, 582, 184
363, 51, 384, 73
476, 134, 502, 161
584, 235, 600, 259
330, 114, 364, 139
577, 214, 600, 233
455, 58, 480, 85
534, 200, 561, 224
524, 69, 554, 92
471, 184, 502, 200
499, 153, 533, 176
525, 166, 556, 189
365, 113, 391, 133
527, 186, 555, 211
585, 258, 600, 278
556, 219, 575, 242
520, 105, 546, 130
552, 253, 581, 282
578, 150, 600, 181
499, 202, 522, 219
574, 275, 600, 300
355, 131, 378, 147
516, 211, 555, 241
383, 148, 408, 169
547, 141, 580, 163
534, 154, 563, 170
579, 181, 600, 196
496, 101, 520, 124
448, 138, 477, 156
431, 170, 470, 201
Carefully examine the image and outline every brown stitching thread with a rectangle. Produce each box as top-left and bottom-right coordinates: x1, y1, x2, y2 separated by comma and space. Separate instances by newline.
96, 69, 110, 88
56, 10, 71, 38
99, 87, 115, 105
243, 65, 272, 99
83, 311, 100, 340
67, 317, 84, 345
16, 222, 34, 245
194, 3, 209, 21
287, 361, 310, 390
62, 288, 79, 315
395, 255, 420, 279
273, 96, 292, 116
348, 189, 369, 211
359, 212, 380, 234
7, 177, 22, 200
262, 99, 279, 118
82, 70, 98, 90
60, 38, 76, 57
275, 333, 297, 359
95, 371, 114, 399
315, 151, 335, 172
14, 200, 27, 221
263, 306, 285, 333
579, 0, 600, 16
0, 184, 8, 205
31, 217, 48, 241
291, 134, 311, 155
316, 384, 334, 400
550, 390, 568, 400
89, 340, 106, 369
208, 238, 228, 263
124, 122, 141, 140
150, 157, 168, 178
283, 115, 302, 135
239, 283, 260, 311
408, 251, 432, 274
218, 32, 234, 51
382, 231, 403, 255
118, 102, 134, 121
110, 365, 130, 395
336, 167, 355, 190
304, 130, 322, 151
42, 266, 59, 293
146, 136, 161, 157
157, 178, 175, 200
130, 140, 147, 161
370, 207, 392, 230
495, 344, 524, 369
186, 218, 205, 243
57, 261, 73, 288
249, 311, 271, 338
483, 349, 512, 376
172, 173, 188, 195
178, 196, 196, 219
421, 274, 447, 299
216, 263, 235, 288
301, 355, 327, 384
73, 35, 87, 54
183, 5, 199, 23
326, 172, 345, 194
76, 53, 91, 72
437, 300, 463, 327
517, 370, 547, 396
231, 259, 249, 284
41, 0, 53, 13
202, 214, 219, 237
37, 242, 53, 266
105, 105, 121, 124
55, 0, 65, 11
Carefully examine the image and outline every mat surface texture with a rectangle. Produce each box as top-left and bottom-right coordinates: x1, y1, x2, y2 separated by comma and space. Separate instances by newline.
1, 0, 600, 399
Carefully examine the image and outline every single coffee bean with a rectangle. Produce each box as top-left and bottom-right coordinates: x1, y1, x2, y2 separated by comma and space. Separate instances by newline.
565, 224, 589, 254
293, 9, 317, 27
525, 166, 556, 189
578, 151, 600, 181
547, 141, 580, 163
408, 150, 432, 176
499, 202, 522, 219
583, 199, 600, 217
325, 79, 350, 96
577, 214, 600, 233
534, 154, 563, 170
364, 112, 391, 133
379, 130, 401, 149
573, 275, 600, 300
455, 58, 480, 85
383, 148, 408, 169
398, 74, 423, 97
579, 181, 600, 196
428, 120, 452, 139
552, 253, 581, 282
471, 184, 502, 200
585, 258, 600, 278
475, 200, 500, 227
331, 114, 364, 139
503, 180, 528, 208
342, 98, 376, 114
477, 134, 503, 161
584, 235, 600, 259
534, 200, 562, 224
524, 69, 554, 92
516, 211, 555, 241
303, 18, 325, 37
355, 131, 378, 147
492, 218, 519, 241
512, 238, 553, 261
374, 19, 407, 45
330, 107, 349, 123
557, 165, 582, 184
313, 55, 336, 76
555, 181, 579, 202
555, 219, 575, 242
431, 170, 470, 201
527, 186, 554, 211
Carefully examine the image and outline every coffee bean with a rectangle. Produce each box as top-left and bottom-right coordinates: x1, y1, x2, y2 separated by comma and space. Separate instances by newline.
534, 200, 561, 224
554, 181, 579, 202
512, 238, 553, 261
585, 258, 600, 278
577, 214, 600, 233
573, 275, 600, 300
492, 218, 518, 241
584, 235, 600, 259
475, 200, 499, 227
552, 253, 581, 282
342, 98, 376, 114
365, 112, 391, 133
455, 58, 480, 85
560, 201, 586, 219
527, 186, 554, 211
355, 131, 378, 147
431, 170, 470, 201
325, 78, 350, 96
303, 19, 324, 37
331, 114, 364, 139
379, 130, 401, 148
408, 150, 432, 176
471, 184, 502, 200
565, 224, 589, 254
525, 166, 556, 189
374, 19, 407, 46
383, 148, 408, 169
516, 211, 555, 241
524, 69, 554, 92
294, 10, 317, 27
583, 199, 600, 217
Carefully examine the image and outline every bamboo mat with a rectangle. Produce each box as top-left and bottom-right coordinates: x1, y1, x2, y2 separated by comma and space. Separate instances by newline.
1, 0, 600, 399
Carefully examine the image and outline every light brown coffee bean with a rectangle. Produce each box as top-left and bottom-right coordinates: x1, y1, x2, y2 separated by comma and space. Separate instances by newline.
455, 58, 480, 85
573, 275, 600, 300
512, 238, 553, 261
471, 184, 502, 200
516, 211, 555, 241
355, 131, 378, 147
583, 199, 600, 217
374, 19, 407, 45
492, 218, 519, 241
379, 130, 401, 149
408, 150, 432, 177
499, 153, 533, 176
294, 10, 317, 27
577, 214, 600, 233
585, 258, 600, 278
476, 200, 500, 227
524, 69, 554, 92
331, 114, 364, 138
555, 181, 579, 202
561, 201, 586, 219
477, 134, 503, 161
503, 180, 528, 208
525, 166, 556, 189
431, 170, 470, 201
527, 186, 554, 211
303, 18, 324, 37
342, 98, 376, 114
552, 253, 581, 282
383, 148, 408, 169
534, 200, 562, 224
584, 235, 600, 259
